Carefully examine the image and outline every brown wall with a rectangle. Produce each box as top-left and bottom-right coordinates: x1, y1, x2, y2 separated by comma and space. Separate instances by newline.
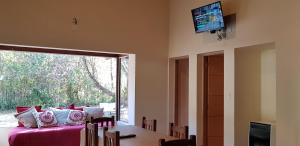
175, 58, 189, 126
0, 0, 169, 134
205, 54, 224, 146
197, 55, 204, 145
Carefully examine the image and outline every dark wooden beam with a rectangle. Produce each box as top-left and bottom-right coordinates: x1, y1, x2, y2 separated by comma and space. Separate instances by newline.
0, 45, 122, 58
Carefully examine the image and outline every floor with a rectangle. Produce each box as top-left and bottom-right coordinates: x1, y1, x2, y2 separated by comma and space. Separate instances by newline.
0, 127, 12, 146
0, 111, 18, 127
0, 111, 16, 146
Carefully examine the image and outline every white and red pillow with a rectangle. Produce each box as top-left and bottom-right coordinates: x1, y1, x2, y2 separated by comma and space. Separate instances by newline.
33, 110, 58, 128
16, 106, 42, 127
14, 107, 38, 128
65, 110, 86, 125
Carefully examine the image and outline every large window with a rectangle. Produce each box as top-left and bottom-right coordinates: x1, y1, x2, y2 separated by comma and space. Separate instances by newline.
0, 47, 129, 127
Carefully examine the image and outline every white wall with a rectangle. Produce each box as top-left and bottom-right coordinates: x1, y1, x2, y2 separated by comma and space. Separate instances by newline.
189, 54, 198, 137
223, 48, 235, 146
0, 0, 169, 134
127, 54, 136, 125
261, 48, 276, 122
169, 0, 276, 145
235, 46, 262, 146
1, 0, 300, 145
168, 0, 300, 145
235, 44, 276, 146
276, 2, 300, 143
168, 58, 176, 128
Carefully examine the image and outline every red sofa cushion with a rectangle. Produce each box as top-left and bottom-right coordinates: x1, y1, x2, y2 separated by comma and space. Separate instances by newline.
16, 106, 42, 127
67, 104, 84, 111
67, 104, 75, 109
74, 107, 84, 111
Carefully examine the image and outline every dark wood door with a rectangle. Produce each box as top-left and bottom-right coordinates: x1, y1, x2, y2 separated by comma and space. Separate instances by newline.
204, 54, 224, 146
175, 58, 189, 127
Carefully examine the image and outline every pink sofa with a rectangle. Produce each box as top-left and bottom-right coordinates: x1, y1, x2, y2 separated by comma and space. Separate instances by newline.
9, 125, 84, 146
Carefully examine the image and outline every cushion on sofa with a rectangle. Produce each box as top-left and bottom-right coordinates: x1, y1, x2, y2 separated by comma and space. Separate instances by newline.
14, 107, 38, 128
16, 106, 42, 127
67, 104, 75, 109
33, 110, 58, 128
49, 108, 70, 125
65, 110, 86, 125
67, 104, 84, 111
74, 107, 84, 111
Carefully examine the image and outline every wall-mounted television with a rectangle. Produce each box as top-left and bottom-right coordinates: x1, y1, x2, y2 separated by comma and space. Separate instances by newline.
191, 1, 225, 33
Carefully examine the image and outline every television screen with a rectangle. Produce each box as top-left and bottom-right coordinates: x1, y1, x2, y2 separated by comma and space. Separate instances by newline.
191, 1, 225, 33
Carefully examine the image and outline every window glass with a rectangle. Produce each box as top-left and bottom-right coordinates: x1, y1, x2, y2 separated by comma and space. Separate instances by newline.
0, 50, 117, 127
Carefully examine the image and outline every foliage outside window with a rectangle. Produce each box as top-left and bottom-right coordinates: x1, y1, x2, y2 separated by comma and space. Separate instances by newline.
0, 50, 128, 126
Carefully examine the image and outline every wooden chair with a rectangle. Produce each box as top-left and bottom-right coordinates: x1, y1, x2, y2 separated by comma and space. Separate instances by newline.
85, 121, 99, 146
91, 116, 115, 127
159, 135, 196, 146
169, 123, 189, 139
103, 127, 120, 146
142, 116, 157, 132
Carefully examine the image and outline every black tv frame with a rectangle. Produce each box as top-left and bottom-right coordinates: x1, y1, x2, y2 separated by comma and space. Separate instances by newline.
191, 1, 225, 33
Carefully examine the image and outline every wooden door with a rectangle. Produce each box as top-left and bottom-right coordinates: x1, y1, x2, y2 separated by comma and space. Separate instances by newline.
175, 58, 189, 126
204, 54, 224, 146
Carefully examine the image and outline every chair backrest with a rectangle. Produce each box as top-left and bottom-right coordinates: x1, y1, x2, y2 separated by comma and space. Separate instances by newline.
169, 123, 189, 139
159, 135, 196, 146
103, 127, 120, 146
85, 122, 99, 146
142, 116, 157, 132
91, 116, 115, 127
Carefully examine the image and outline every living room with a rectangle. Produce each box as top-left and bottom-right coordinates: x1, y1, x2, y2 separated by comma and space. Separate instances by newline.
0, 0, 300, 146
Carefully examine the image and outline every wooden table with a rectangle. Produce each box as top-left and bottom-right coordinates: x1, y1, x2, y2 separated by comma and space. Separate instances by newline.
80, 125, 176, 146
